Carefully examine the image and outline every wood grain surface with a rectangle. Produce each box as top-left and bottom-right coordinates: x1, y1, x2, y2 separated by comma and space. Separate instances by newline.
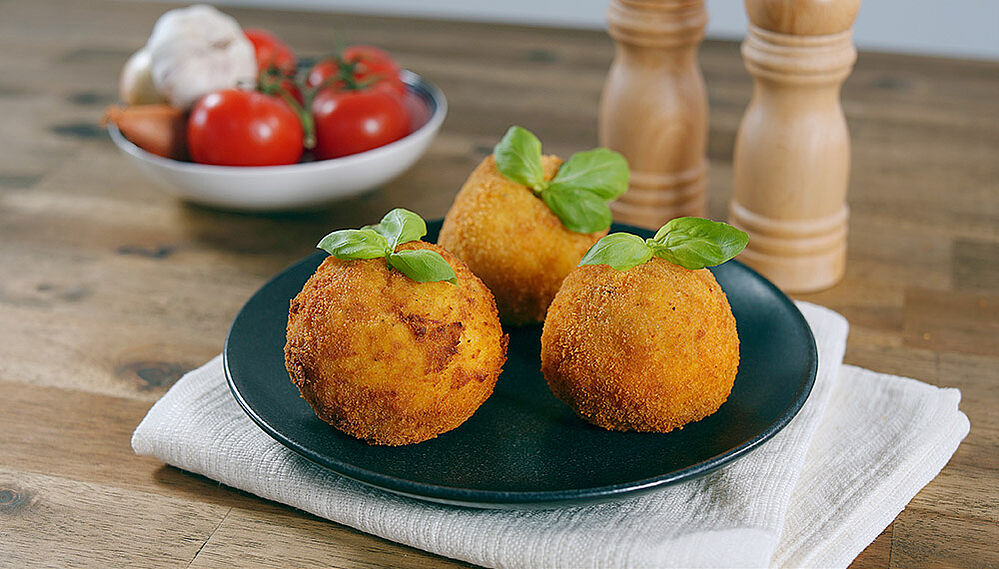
1, 1, 996, 567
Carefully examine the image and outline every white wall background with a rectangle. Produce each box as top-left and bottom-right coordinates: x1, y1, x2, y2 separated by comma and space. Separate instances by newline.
212, 0, 999, 60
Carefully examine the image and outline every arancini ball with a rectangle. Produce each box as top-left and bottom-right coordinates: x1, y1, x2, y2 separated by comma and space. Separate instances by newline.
284, 241, 508, 446
438, 155, 607, 325
541, 258, 739, 433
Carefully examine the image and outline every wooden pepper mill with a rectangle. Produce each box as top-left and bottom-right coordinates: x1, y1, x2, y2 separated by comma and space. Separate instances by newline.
599, 0, 708, 228
729, 0, 861, 293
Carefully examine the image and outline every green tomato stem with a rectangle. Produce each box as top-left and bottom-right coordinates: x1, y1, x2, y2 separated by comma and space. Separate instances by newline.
258, 66, 316, 150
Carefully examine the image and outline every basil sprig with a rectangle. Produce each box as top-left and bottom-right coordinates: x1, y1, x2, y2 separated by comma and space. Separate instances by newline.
579, 217, 749, 271
317, 208, 457, 284
493, 126, 629, 233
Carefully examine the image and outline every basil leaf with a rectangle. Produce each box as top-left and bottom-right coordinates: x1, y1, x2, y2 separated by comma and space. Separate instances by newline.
387, 249, 457, 284
648, 217, 749, 269
646, 236, 723, 269
317, 229, 390, 260
548, 148, 629, 201
541, 186, 613, 233
365, 208, 427, 250
579, 233, 653, 271
493, 126, 546, 192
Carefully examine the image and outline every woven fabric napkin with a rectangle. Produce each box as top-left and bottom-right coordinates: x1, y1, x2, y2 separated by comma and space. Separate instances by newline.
132, 302, 969, 568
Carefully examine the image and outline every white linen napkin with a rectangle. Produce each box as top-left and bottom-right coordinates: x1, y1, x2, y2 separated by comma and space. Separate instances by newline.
132, 302, 969, 568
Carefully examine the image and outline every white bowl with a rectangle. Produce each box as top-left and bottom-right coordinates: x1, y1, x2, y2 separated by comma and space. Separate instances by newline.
108, 70, 446, 211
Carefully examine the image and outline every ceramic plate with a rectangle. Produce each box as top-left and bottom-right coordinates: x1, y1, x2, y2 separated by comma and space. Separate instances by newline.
224, 221, 817, 508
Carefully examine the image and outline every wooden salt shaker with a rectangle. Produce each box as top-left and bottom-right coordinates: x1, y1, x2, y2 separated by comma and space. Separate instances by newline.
599, 0, 708, 228
729, 0, 861, 292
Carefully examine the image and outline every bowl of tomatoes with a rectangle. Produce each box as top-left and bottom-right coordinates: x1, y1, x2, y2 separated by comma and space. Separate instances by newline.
106, 9, 446, 210
109, 70, 445, 210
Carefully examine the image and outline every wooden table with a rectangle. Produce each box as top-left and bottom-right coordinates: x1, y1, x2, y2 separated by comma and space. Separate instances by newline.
2, 1, 996, 567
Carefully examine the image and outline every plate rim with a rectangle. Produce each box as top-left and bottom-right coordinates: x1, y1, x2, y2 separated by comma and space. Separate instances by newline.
224, 222, 818, 508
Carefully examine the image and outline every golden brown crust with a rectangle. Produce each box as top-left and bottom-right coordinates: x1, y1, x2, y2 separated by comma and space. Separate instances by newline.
438, 155, 607, 325
284, 241, 508, 446
540, 259, 740, 433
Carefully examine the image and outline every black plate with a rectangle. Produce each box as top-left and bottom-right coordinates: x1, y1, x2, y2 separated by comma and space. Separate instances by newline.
224, 221, 817, 509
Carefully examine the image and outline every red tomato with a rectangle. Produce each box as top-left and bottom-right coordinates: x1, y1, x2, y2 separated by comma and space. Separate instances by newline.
306, 45, 405, 96
305, 59, 337, 89
245, 28, 296, 75
281, 78, 304, 106
311, 88, 410, 159
188, 89, 303, 166
343, 45, 405, 94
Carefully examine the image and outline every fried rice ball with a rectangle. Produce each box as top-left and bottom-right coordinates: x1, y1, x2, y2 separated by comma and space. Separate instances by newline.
438, 155, 607, 326
541, 259, 739, 433
284, 241, 508, 446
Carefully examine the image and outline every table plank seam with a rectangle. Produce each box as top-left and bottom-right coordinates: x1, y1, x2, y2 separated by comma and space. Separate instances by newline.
186, 506, 233, 569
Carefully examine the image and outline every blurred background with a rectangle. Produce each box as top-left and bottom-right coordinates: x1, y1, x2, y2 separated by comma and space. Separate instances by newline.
205, 0, 999, 60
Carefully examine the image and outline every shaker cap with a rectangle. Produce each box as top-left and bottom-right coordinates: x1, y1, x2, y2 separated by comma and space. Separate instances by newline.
745, 0, 860, 35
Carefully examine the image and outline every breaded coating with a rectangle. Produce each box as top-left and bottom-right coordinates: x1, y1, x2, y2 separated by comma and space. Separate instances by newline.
284, 241, 508, 446
541, 259, 739, 433
438, 155, 607, 326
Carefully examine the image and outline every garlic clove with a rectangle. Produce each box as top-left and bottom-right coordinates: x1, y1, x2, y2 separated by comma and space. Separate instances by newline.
146, 4, 257, 110
120, 48, 167, 105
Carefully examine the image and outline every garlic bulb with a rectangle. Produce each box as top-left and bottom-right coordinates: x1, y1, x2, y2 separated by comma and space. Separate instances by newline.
146, 4, 256, 110
119, 48, 167, 105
